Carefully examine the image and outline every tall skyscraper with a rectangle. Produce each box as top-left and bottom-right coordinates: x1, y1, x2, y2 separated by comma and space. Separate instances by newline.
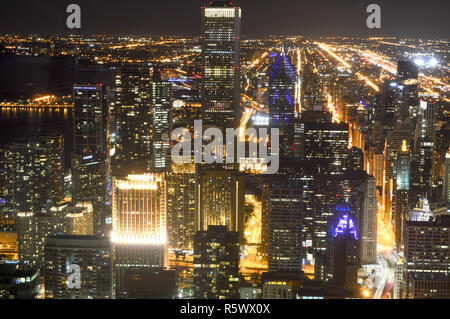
111, 66, 152, 174
312, 174, 345, 280
196, 170, 245, 235
193, 225, 240, 299
39, 135, 65, 204
268, 43, 297, 158
111, 174, 168, 298
151, 70, 172, 172
393, 140, 411, 246
410, 100, 436, 203
267, 178, 303, 272
72, 84, 109, 236
3, 140, 56, 214
383, 119, 411, 223
342, 171, 378, 265
167, 160, 197, 250
380, 80, 399, 133
331, 206, 359, 290
73, 85, 108, 156
201, 1, 241, 130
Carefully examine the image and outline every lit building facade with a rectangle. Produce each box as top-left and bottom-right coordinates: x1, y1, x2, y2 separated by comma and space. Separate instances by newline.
268, 44, 297, 158
167, 160, 197, 250
111, 66, 152, 174
267, 178, 303, 272
112, 174, 168, 298
403, 215, 450, 299
303, 122, 349, 174
201, 1, 241, 130
64, 202, 94, 236
151, 70, 172, 172
331, 206, 359, 290
196, 170, 245, 235
72, 84, 109, 236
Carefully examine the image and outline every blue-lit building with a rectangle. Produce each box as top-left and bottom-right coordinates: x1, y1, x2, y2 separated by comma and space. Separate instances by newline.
268, 43, 297, 158
330, 202, 359, 290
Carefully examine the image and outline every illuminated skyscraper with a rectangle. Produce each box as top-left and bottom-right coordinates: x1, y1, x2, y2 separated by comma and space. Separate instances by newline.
3, 141, 52, 214
111, 66, 152, 174
383, 120, 411, 223
410, 100, 436, 204
167, 160, 197, 250
196, 170, 245, 235
331, 204, 359, 290
72, 84, 109, 236
268, 43, 297, 158
151, 70, 172, 172
112, 173, 167, 248
111, 174, 168, 298
201, 1, 241, 130
393, 140, 410, 246
64, 202, 94, 236
39, 135, 65, 204
267, 178, 303, 272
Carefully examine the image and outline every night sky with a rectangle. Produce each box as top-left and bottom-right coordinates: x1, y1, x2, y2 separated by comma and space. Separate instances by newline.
0, 0, 449, 39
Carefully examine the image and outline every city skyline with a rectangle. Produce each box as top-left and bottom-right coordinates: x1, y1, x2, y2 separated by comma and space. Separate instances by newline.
0, 0, 449, 302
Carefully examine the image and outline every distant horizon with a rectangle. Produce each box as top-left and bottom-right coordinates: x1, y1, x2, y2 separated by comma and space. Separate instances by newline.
0, 0, 449, 39
1, 33, 448, 41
